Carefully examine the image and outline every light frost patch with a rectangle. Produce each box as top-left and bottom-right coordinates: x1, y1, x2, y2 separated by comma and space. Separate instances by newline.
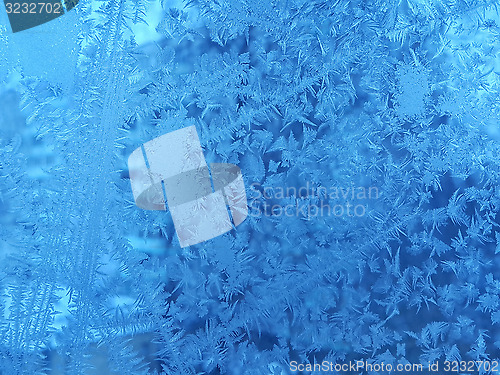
395, 63, 430, 119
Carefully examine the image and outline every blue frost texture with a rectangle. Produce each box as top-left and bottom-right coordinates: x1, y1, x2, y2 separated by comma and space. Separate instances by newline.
0, 0, 500, 374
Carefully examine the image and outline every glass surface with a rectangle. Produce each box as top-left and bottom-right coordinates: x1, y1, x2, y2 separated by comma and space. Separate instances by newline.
0, 0, 499, 374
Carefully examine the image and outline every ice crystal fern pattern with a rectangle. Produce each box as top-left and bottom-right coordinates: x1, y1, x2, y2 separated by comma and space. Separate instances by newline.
1, 0, 500, 373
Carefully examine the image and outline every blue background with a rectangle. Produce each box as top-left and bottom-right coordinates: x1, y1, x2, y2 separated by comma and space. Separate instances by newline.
0, 0, 499, 374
